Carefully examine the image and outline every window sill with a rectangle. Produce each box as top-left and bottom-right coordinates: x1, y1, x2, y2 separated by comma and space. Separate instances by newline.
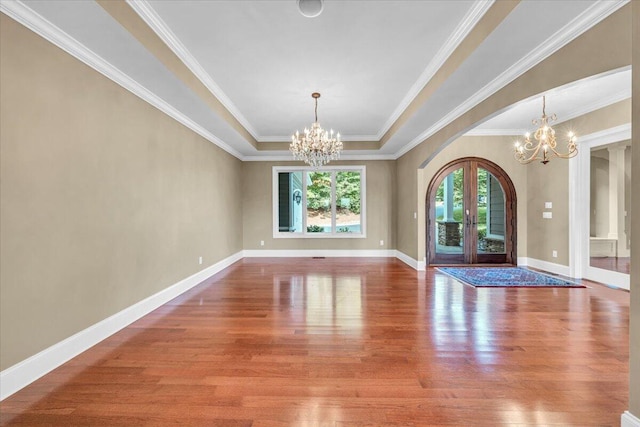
273, 232, 367, 239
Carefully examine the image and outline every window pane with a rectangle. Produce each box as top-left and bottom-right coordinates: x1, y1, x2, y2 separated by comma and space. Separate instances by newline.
336, 171, 361, 233
306, 171, 332, 233
277, 171, 303, 233
274, 167, 365, 238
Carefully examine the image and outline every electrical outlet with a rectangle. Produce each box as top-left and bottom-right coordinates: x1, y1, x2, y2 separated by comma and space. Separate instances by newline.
198, 256, 203, 265
380, 240, 384, 246
260, 240, 265, 246
552, 250, 558, 258
543, 211, 552, 219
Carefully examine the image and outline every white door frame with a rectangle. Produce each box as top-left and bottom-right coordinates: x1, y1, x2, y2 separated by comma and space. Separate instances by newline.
569, 123, 631, 290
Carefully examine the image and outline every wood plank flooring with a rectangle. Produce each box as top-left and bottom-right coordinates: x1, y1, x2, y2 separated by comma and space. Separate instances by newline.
590, 256, 631, 274
0, 258, 630, 426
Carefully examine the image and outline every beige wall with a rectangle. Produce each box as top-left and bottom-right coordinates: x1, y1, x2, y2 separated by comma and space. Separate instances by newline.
417, 135, 528, 263
525, 100, 631, 265
0, 15, 243, 370
2, 4, 638, 417
630, 0, 639, 417
242, 160, 396, 251
412, 99, 631, 266
396, 6, 632, 262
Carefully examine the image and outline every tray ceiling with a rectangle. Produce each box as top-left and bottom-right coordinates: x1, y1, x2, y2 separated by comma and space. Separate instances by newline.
2, 0, 630, 160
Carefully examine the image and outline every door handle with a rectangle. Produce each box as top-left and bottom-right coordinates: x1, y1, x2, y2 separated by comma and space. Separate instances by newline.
472, 215, 477, 227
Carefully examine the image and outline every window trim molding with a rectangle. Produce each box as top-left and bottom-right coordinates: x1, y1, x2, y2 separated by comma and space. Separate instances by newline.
272, 166, 366, 239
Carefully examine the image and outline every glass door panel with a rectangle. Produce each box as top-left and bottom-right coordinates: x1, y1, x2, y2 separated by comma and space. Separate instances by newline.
477, 168, 506, 259
429, 159, 514, 265
434, 167, 465, 262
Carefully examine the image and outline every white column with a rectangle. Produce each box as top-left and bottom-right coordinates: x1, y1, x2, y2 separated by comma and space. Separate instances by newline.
611, 146, 628, 256
444, 174, 454, 221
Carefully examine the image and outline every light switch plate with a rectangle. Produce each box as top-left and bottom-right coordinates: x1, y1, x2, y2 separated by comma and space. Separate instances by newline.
545, 202, 553, 209
543, 211, 552, 219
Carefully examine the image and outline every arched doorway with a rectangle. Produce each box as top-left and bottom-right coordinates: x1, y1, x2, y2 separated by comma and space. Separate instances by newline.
427, 157, 517, 265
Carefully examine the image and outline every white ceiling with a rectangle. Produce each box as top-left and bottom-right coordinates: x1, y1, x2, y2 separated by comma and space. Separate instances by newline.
3, 0, 631, 160
145, 0, 477, 141
470, 68, 632, 136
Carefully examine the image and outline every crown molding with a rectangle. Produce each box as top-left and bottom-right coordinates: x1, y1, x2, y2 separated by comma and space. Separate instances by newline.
555, 89, 631, 125
393, 0, 630, 159
465, 88, 630, 136
241, 153, 396, 162
128, 0, 495, 145
3, 0, 629, 163
257, 136, 296, 143
126, 0, 260, 141
376, 0, 494, 141
257, 134, 379, 143
0, 0, 245, 160
464, 128, 527, 136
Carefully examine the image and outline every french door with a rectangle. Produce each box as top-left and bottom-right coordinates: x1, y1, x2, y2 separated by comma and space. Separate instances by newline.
427, 158, 517, 265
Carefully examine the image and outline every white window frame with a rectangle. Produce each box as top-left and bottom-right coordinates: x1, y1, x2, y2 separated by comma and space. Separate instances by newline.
272, 166, 366, 238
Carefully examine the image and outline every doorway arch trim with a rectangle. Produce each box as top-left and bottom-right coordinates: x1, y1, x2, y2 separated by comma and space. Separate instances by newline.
426, 157, 517, 265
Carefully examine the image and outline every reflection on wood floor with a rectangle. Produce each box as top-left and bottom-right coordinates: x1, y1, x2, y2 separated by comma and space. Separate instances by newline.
0, 258, 630, 426
590, 256, 631, 274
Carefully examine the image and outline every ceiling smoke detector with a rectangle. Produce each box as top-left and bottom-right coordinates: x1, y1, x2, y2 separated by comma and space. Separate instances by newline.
297, 0, 323, 18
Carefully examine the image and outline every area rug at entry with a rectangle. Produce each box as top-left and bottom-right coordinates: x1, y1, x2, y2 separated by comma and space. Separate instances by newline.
436, 267, 585, 288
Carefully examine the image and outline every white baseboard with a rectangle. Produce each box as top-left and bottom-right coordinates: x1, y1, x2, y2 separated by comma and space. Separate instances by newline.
585, 266, 630, 291
244, 249, 428, 271
517, 257, 570, 277
622, 411, 640, 427
0, 250, 243, 401
243, 249, 396, 258
1, 250, 593, 401
395, 251, 426, 271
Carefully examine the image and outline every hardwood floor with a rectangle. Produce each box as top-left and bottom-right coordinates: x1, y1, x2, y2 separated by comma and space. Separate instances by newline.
0, 258, 630, 426
590, 256, 631, 274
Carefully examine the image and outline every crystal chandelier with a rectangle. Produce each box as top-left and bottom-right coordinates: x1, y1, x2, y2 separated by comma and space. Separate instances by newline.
290, 92, 342, 168
513, 96, 578, 165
